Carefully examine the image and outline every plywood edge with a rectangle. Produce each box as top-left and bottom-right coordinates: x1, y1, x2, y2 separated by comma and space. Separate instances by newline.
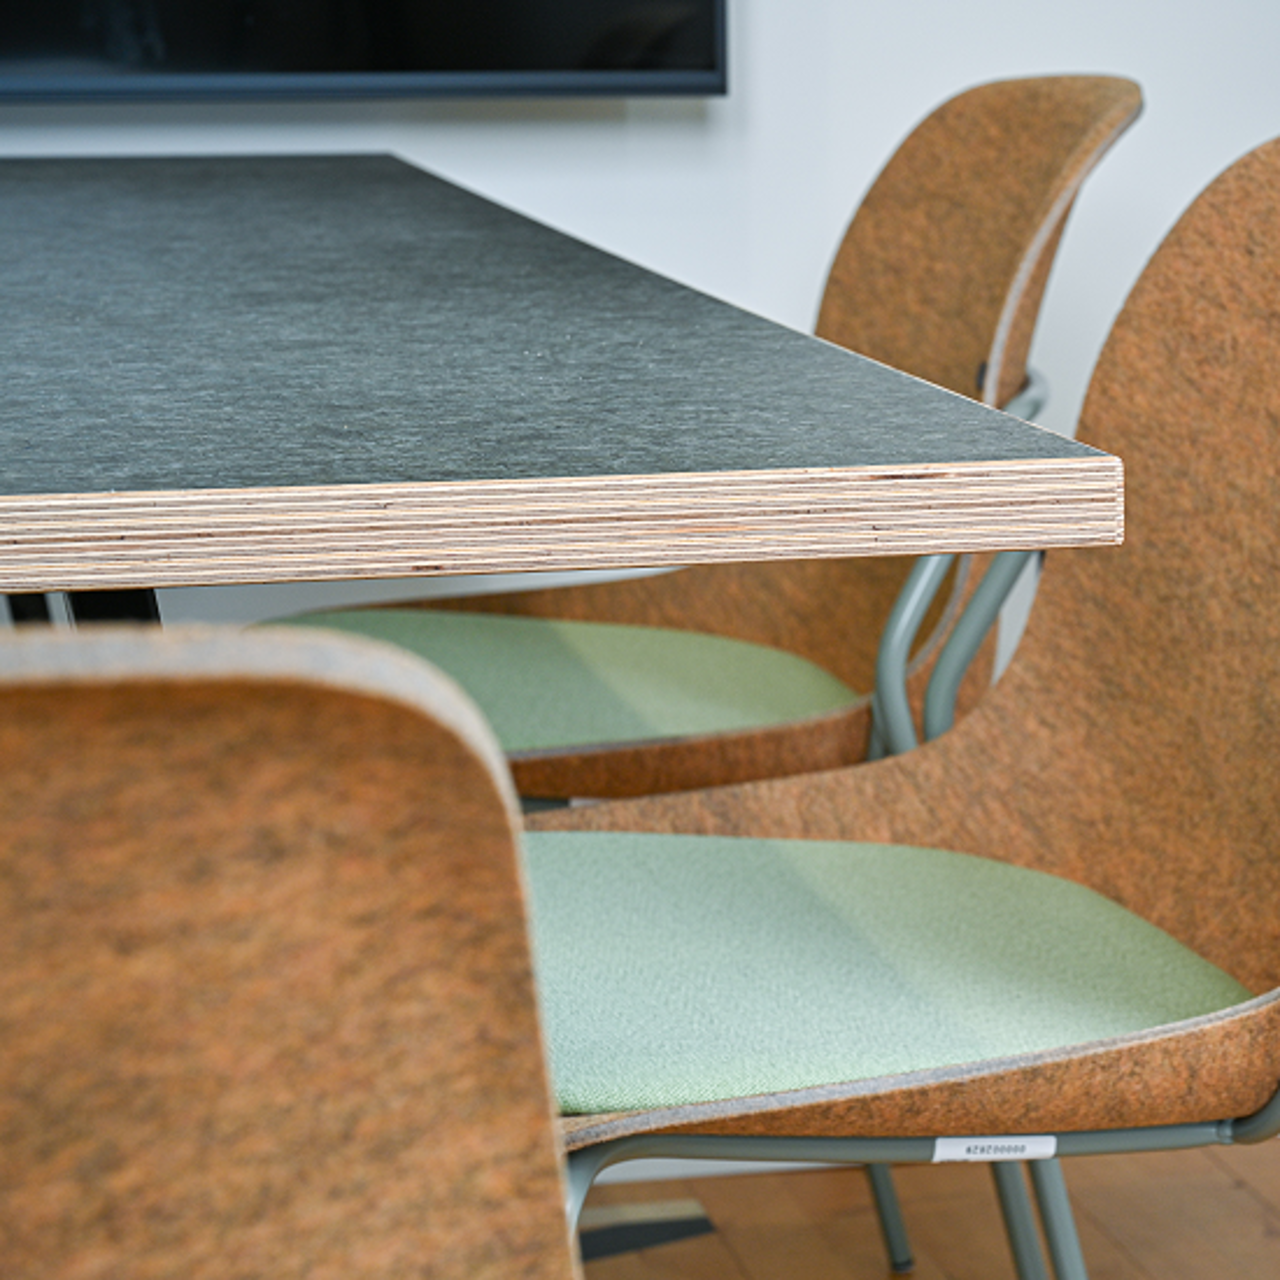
0, 456, 1122, 591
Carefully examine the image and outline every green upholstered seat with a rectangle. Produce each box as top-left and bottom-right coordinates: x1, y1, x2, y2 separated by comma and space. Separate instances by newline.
521, 832, 1251, 1114
282, 609, 858, 752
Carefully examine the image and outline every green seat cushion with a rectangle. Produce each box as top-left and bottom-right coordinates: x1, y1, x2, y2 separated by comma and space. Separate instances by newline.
279, 609, 858, 751
522, 832, 1252, 1114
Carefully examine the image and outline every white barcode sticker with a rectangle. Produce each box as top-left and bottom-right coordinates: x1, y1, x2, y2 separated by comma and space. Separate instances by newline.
933, 1136, 1057, 1163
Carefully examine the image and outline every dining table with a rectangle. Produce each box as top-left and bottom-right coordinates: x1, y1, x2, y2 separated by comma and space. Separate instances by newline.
0, 154, 1122, 623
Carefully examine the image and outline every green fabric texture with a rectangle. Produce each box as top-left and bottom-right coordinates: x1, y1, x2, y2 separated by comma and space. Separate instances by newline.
521, 832, 1252, 1114
281, 609, 858, 751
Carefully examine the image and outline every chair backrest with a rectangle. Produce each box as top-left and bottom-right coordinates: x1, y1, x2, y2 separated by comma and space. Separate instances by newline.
0, 628, 577, 1279
826, 75, 1140, 750
575, 140, 1280, 1000
818, 74, 1142, 409
971, 134, 1280, 992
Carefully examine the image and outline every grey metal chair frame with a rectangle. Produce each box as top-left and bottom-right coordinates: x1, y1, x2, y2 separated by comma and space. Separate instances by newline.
870, 367, 1049, 758
563, 1085, 1280, 1280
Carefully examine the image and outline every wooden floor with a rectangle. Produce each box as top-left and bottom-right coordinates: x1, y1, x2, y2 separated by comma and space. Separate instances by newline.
581, 1140, 1280, 1278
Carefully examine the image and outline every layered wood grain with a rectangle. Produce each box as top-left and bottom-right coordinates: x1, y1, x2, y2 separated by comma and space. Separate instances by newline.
0, 458, 1120, 592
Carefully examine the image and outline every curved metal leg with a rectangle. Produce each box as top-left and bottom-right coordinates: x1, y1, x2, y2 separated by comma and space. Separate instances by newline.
867, 697, 889, 761
867, 1163, 915, 1272
923, 549, 1036, 741
992, 1162, 1051, 1280
873, 554, 956, 756
1030, 1159, 1089, 1280
565, 1146, 618, 1234
568, 1146, 916, 1272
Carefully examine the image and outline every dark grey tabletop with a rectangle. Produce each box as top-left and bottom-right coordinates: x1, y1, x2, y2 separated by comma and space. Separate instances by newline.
0, 155, 1122, 591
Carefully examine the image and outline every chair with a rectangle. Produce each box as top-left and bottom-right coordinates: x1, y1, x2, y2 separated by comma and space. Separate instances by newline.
519, 136, 1280, 1279
0, 626, 578, 1280
281, 74, 1142, 801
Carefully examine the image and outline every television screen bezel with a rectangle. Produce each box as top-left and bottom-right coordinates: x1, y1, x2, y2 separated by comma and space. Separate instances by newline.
0, 3, 728, 102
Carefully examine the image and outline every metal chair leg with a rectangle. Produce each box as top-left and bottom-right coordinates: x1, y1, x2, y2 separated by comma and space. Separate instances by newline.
569, 1149, 917, 1271
565, 1146, 615, 1233
992, 1162, 1051, 1280
1030, 1159, 1090, 1280
867, 1163, 914, 1272
873, 553, 956, 756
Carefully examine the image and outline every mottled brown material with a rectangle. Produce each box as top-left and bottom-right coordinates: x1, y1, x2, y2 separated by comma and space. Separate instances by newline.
817, 76, 1142, 406
558, 999, 1280, 1151
512, 696, 876, 801
0, 630, 577, 1278
418, 75, 1141, 799
531, 139, 1280, 1142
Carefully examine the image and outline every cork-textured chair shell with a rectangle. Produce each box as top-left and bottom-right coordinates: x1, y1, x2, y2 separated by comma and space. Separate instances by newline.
291, 75, 1142, 800
524, 138, 1280, 1270
0, 627, 578, 1280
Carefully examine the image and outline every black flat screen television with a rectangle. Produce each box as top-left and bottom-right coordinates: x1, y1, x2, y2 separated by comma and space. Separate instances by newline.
0, 1, 727, 101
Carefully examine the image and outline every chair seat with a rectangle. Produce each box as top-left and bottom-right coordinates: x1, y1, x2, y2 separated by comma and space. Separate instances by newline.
284, 609, 859, 752
522, 832, 1251, 1114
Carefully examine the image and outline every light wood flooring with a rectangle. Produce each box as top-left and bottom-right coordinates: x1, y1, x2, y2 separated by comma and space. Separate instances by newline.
581, 1139, 1280, 1279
